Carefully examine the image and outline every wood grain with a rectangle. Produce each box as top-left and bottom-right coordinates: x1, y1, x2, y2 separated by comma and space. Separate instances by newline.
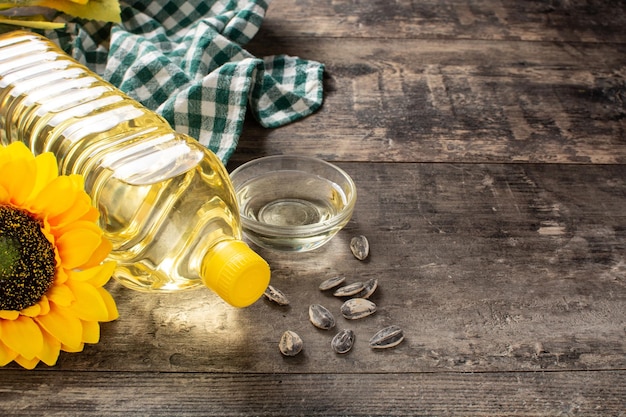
237, 38, 626, 165
254, 0, 626, 43
233, 0, 626, 165
2, 164, 622, 375
1, 0, 625, 415
2, 370, 625, 416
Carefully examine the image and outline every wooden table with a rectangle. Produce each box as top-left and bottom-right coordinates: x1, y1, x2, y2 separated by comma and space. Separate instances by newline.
2, 1, 625, 415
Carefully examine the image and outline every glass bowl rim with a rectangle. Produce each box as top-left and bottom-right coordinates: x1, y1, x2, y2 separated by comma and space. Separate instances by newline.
230, 155, 357, 237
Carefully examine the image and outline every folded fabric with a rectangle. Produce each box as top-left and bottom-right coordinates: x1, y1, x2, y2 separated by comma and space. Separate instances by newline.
44, 0, 324, 162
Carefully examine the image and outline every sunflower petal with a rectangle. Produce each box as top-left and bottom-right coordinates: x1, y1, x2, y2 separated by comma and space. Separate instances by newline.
53, 265, 69, 285
55, 217, 103, 236
0, 158, 36, 206
47, 175, 93, 228
69, 261, 115, 286
0, 310, 19, 320
97, 287, 119, 321
89, 261, 116, 287
47, 283, 75, 307
56, 224, 103, 269
81, 320, 100, 344
0, 315, 44, 360
61, 342, 84, 353
0, 142, 32, 163
48, 196, 92, 228
0, 183, 9, 204
0, 340, 18, 366
65, 265, 99, 283
29, 152, 58, 200
37, 296, 51, 316
27, 175, 78, 222
20, 303, 41, 317
0, 144, 37, 203
82, 237, 113, 269
35, 0, 121, 22
14, 355, 40, 370
0, 17, 65, 31
38, 329, 61, 366
79, 204, 100, 223
35, 304, 82, 350
66, 280, 109, 321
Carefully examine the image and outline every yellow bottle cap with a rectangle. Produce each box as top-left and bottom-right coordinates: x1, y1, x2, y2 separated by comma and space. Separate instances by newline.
201, 240, 270, 308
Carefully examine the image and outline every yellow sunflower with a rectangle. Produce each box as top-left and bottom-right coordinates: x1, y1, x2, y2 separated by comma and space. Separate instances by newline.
0, 0, 121, 30
0, 142, 118, 369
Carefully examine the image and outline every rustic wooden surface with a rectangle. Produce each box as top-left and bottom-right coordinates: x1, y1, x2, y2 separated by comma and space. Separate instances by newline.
2, 0, 625, 416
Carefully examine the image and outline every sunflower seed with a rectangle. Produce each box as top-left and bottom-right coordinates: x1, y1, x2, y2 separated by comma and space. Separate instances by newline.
279, 330, 303, 356
333, 281, 365, 297
355, 278, 378, 299
319, 276, 346, 291
331, 329, 355, 354
350, 235, 369, 260
263, 285, 290, 306
309, 304, 336, 330
341, 298, 377, 320
369, 325, 404, 349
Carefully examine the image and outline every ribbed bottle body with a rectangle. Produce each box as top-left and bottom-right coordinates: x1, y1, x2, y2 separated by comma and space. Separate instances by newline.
0, 31, 242, 292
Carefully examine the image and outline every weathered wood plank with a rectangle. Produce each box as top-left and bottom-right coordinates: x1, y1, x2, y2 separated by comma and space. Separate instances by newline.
1, 370, 624, 416
238, 38, 626, 164
2, 3, 625, 415
257, 0, 626, 43
2, 163, 621, 374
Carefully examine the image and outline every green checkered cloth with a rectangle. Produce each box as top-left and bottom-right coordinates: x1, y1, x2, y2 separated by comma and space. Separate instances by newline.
43, 0, 324, 162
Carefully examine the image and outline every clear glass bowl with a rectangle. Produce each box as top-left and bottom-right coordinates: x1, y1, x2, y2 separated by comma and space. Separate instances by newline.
230, 155, 357, 252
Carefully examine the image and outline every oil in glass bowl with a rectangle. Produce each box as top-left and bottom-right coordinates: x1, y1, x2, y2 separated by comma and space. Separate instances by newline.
231, 156, 357, 252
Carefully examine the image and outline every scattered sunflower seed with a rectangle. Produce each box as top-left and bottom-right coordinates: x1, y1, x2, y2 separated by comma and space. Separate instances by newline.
350, 235, 370, 260
263, 285, 290, 306
309, 304, 336, 330
369, 325, 404, 349
331, 329, 355, 354
279, 330, 303, 356
319, 276, 346, 291
333, 281, 365, 297
341, 298, 377, 320
355, 278, 378, 299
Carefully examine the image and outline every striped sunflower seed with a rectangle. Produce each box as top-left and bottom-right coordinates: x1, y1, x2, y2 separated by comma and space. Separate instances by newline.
263, 285, 290, 306
279, 330, 303, 356
309, 304, 336, 330
341, 298, 377, 320
355, 278, 378, 299
369, 325, 404, 349
350, 235, 369, 260
333, 281, 365, 297
319, 276, 346, 291
331, 329, 355, 354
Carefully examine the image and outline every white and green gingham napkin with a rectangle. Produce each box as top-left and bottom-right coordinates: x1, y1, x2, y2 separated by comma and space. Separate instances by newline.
44, 0, 324, 162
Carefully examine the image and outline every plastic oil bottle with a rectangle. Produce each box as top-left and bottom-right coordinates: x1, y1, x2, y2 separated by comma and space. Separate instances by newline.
0, 31, 270, 307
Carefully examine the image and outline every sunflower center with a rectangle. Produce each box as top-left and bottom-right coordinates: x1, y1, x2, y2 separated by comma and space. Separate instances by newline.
0, 205, 56, 311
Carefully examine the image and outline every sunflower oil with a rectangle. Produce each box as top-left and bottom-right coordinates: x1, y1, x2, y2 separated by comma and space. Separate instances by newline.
0, 31, 270, 308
